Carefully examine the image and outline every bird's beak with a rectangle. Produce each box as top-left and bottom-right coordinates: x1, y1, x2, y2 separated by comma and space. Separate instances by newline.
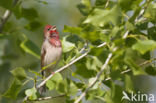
51, 25, 56, 31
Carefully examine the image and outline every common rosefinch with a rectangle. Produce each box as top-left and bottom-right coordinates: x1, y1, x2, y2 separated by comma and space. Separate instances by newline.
40, 25, 62, 93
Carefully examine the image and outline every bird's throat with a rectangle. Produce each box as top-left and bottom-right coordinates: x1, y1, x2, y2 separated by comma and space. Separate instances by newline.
49, 38, 61, 47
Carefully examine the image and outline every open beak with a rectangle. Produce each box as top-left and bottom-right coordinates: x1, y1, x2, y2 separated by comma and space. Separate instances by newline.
51, 25, 56, 31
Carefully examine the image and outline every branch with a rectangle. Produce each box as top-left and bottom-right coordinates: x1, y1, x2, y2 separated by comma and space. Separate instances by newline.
97, 42, 107, 48
37, 42, 106, 89
23, 42, 107, 101
103, 58, 156, 82
74, 47, 117, 103
122, 30, 129, 39
37, 50, 89, 89
104, 0, 110, 8
74, 6, 147, 102
0, 10, 11, 33
0, 0, 19, 33
34, 94, 65, 101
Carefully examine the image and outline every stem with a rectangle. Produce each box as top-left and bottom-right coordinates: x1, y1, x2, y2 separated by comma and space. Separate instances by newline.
23, 42, 107, 101
0, 0, 19, 33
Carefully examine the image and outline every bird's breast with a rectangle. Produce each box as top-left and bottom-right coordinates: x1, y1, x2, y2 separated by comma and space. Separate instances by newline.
43, 40, 62, 67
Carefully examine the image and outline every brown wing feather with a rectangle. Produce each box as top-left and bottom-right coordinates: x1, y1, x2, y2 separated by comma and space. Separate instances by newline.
41, 46, 46, 77
40, 45, 47, 94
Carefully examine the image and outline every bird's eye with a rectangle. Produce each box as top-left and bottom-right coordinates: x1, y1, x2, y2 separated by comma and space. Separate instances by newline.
47, 28, 50, 31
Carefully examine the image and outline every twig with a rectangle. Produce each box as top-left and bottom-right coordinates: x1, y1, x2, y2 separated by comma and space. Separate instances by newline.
35, 94, 65, 101
37, 50, 90, 89
37, 42, 106, 89
70, 42, 88, 62
74, 47, 117, 103
0, 0, 19, 33
97, 42, 107, 48
0, 10, 11, 33
103, 58, 156, 82
104, 0, 110, 8
140, 58, 156, 66
122, 31, 129, 39
23, 42, 107, 102
74, 6, 147, 102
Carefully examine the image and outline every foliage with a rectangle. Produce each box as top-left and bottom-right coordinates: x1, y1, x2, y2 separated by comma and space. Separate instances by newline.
0, 0, 156, 103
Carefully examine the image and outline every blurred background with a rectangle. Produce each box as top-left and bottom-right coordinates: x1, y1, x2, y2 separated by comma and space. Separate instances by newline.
0, 0, 156, 103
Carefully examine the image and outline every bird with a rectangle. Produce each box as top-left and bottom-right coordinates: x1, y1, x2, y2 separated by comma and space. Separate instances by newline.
40, 25, 62, 93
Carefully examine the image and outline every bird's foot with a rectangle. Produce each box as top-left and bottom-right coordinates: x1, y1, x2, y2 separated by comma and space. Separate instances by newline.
51, 72, 55, 75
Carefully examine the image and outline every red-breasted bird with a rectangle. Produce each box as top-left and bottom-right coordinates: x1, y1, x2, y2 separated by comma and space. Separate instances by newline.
40, 25, 62, 93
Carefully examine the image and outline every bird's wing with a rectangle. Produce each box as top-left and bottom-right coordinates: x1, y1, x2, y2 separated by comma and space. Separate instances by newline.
41, 44, 46, 76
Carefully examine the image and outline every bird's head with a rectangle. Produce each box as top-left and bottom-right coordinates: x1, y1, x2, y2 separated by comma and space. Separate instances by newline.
44, 25, 61, 47
44, 25, 59, 39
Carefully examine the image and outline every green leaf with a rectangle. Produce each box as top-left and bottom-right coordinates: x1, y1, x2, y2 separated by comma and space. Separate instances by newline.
68, 81, 78, 95
118, 0, 142, 11
63, 25, 82, 34
132, 40, 156, 54
0, 33, 9, 39
124, 57, 146, 75
3, 78, 22, 99
62, 37, 75, 53
124, 75, 134, 93
148, 26, 156, 41
136, 21, 148, 30
12, 4, 22, 19
20, 36, 40, 59
46, 79, 55, 90
51, 73, 63, 81
24, 21, 42, 31
105, 83, 123, 103
144, 2, 156, 23
84, 6, 121, 27
86, 56, 102, 71
75, 58, 96, 78
77, 0, 92, 16
118, 0, 132, 11
95, 0, 107, 7
25, 87, 37, 100
126, 21, 135, 31
46, 73, 63, 90
10, 67, 27, 81
56, 81, 67, 93
22, 8, 38, 20
110, 70, 122, 80
125, 37, 137, 47
145, 66, 156, 76
0, 0, 12, 9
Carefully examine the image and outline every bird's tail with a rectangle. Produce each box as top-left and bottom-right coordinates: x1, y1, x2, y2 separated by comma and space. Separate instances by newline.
39, 84, 46, 95
39, 71, 46, 95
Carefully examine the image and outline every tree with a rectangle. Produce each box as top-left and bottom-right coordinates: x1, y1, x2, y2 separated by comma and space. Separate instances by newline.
0, 0, 156, 103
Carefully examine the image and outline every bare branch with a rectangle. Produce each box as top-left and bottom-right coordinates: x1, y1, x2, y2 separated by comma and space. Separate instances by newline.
104, 0, 110, 8
37, 50, 89, 89
0, 10, 11, 33
97, 42, 107, 48
0, 0, 19, 33
74, 47, 117, 103
37, 42, 106, 89
122, 30, 129, 39
37, 94, 65, 101
103, 57, 156, 82
23, 42, 107, 101
74, 7, 147, 102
